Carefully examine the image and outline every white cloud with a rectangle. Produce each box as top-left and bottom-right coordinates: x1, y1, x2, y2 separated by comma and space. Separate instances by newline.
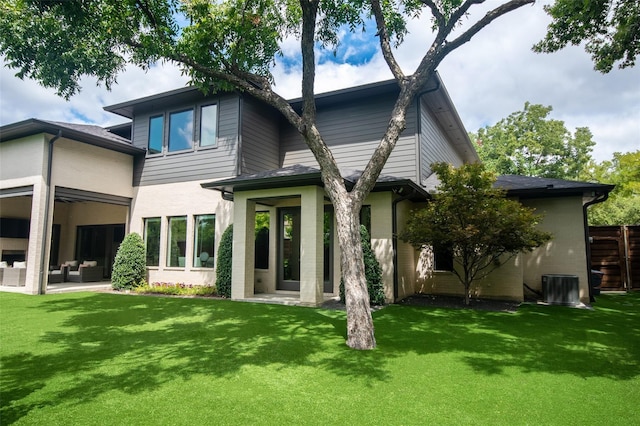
2, 1, 638, 163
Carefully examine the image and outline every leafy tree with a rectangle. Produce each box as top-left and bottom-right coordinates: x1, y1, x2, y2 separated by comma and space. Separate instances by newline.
339, 225, 385, 306
112, 233, 147, 290
0, 0, 539, 349
401, 163, 552, 305
216, 224, 234, 298
535, 0, 640, 72
470, 102, 595, 179
582, 151, 640, 225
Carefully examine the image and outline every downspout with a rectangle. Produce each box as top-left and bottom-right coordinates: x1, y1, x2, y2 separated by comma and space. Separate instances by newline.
583, 191, 610, 303
236, 94, 243, 176
38, 130, 62, 294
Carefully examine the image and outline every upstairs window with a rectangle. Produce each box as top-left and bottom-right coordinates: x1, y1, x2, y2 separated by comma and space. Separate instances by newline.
168, 109, 194, 152
200, 104, 218, 147
148, 115, 164, 154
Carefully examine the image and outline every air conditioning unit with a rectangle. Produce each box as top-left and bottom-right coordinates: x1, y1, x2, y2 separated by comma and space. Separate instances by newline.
542, 274, 580, 306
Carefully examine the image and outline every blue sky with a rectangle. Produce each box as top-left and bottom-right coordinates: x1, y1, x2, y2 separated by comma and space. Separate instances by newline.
1, 1, 638, 162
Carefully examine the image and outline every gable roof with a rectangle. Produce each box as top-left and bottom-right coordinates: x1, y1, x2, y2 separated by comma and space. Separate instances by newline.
202, 164, 430, 201
0, 118, 144, 155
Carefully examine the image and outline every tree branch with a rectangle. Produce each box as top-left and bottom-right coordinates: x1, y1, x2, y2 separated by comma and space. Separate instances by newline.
370, 0, 404, 81
299, 0, 319, 124
440, 0, 535, 59
420, 0, 445, 29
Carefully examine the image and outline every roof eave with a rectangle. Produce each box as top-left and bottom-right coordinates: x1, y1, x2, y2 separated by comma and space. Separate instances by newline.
0, 119, 145, 155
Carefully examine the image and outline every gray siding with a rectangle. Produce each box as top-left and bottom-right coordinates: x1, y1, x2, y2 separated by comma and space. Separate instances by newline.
419, 98, 464, 182
281, 93, 419, 181
240, 96, 280, 174
132, 95, 240, 186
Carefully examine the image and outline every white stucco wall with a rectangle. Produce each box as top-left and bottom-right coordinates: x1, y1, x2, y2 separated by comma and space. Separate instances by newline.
51, 138, 134, 198
521, 196, 590, 303
0, 135, 47, 181
129, 181, 232, 286
394, 198, 418, 301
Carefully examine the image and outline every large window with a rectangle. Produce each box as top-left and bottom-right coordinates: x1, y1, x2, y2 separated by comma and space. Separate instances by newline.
194, 214, 215, 267
200, 104, 218, 147
168, 216, 187, 267
148, 115, 164, 154
168, 110, 194, 152
144, 218, 161, 266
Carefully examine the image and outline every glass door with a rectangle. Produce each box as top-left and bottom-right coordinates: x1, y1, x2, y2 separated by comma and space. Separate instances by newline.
278, 208, 301, 291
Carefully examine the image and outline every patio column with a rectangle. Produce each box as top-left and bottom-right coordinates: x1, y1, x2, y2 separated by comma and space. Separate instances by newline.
231, 193, 255, 300
26, 179, 50, 294
299, 186, 324, 306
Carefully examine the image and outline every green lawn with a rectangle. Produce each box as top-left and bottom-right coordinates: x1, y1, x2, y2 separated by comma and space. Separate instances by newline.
1, 292, 638, 425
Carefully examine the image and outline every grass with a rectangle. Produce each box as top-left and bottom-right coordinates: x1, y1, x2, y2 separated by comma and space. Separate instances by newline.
1, 292, 638, 425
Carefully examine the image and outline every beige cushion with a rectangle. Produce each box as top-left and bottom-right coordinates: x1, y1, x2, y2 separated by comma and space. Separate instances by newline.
0, 261, 7, 268
13, 261, 26, 268
65, 260, 78, 267
83, 260, 98, 267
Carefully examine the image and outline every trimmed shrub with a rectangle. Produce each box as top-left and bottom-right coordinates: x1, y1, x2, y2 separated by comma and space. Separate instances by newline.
134, 282, 217, 296
216, 224, 233, 298
340, 225, 386, 306
112, 232, 147, 290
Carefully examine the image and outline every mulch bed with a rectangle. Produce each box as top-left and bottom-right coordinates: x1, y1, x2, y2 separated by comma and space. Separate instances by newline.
399, 294, 520, 312
321, 294, 520, 312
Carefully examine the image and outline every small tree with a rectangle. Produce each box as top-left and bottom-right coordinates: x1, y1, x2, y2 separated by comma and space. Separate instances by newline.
112, 233, 146, 290
216, 224, 233, 298
401, 163, 552, 305
340, 225, 385, 306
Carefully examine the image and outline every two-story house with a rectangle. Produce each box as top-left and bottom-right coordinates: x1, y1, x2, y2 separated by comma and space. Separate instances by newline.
0, 73, 613, 304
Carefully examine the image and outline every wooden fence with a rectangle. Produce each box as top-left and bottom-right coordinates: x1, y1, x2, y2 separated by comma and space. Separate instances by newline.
589, 225, 640, 291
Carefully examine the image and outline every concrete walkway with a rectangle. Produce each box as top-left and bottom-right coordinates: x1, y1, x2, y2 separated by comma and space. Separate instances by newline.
0, 281, 112, 294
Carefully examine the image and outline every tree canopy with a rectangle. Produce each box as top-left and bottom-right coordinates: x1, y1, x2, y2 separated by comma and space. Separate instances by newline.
401, 163, 552, 305
535, 0, 640, 73
470, 102, 596, 180
582, 150, 640, 225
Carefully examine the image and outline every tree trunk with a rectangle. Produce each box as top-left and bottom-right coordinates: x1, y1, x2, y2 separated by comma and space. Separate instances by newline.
334, 196, 376, 349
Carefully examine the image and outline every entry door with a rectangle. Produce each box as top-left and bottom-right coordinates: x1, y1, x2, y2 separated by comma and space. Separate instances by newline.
279, 208, 301, 291
278, 207, 334, 293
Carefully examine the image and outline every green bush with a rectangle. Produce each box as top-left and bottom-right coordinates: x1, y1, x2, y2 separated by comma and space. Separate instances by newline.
340, 225, 385, 306
216, 224, 233, 298
112, 233, 147, 290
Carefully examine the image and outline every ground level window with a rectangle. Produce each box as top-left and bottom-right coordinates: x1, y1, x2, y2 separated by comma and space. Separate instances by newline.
194, 214, 215, 267
168, 216, 187, 267
255, 212, 270, 269
360, 205, 371, 240
144, 218, 161, 266
434, 244, 454, 272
